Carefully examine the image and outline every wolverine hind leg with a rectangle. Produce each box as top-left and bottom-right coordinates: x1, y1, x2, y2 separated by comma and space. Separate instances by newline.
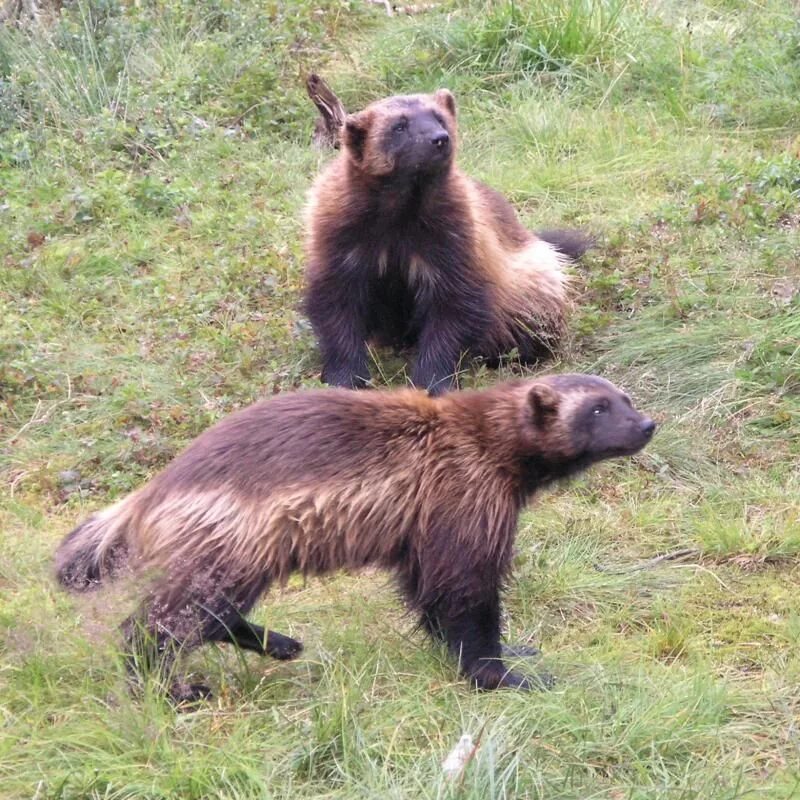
123, 571, 274, 704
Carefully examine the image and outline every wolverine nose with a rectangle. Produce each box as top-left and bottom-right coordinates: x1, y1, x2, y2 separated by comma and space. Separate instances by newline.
432, 131, 450, 149
640, 419, 656, 438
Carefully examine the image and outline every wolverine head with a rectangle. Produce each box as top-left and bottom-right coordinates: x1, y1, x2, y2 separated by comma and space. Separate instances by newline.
518, 374, 656, 474
342, 90, 457, 178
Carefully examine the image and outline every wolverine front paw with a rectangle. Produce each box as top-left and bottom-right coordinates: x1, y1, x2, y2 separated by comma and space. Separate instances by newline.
468, 661, 529, 691
469, 661, 554, 691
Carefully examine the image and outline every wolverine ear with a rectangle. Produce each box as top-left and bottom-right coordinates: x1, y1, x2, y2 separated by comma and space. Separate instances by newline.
434, 88, 456, 117
344, 112, 370, 162
527, 383, 560, 426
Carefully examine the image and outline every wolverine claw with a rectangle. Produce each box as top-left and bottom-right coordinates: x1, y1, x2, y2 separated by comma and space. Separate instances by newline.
266, 630, 304, 660
496, 670, 534, 690
170, 682, 213, 708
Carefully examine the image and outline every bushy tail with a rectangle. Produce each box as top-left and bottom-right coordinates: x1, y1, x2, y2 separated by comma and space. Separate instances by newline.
55, 495, 138, 592
537, 229, 595, 261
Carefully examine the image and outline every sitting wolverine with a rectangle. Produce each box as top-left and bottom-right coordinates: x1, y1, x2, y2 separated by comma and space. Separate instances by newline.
55, 375, 655, 702
304, 89, 591, 395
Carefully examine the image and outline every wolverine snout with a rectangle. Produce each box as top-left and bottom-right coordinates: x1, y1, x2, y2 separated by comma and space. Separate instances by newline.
640, 418, 656, 439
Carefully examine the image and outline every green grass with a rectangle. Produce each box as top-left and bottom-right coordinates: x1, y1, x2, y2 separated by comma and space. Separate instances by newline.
2, 0, 800, 797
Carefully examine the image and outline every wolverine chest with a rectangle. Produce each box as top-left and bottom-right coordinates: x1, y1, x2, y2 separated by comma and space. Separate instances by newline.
344, 241, 438, 302
363, 253, 427, 345
375, 249, 435, 286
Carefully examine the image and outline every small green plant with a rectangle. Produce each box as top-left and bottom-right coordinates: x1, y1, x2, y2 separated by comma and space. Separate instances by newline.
450, 0, 632, 75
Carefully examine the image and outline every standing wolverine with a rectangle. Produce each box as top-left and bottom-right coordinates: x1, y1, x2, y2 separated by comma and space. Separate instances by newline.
304, 89, 591, 395
56, 375, 655, 701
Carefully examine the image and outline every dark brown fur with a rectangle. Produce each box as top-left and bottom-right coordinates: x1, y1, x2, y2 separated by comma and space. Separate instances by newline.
56, 374, 654, 699
304, 90, 592, 395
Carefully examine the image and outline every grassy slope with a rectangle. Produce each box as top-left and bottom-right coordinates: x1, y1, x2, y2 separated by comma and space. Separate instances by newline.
1, 0, 799, 797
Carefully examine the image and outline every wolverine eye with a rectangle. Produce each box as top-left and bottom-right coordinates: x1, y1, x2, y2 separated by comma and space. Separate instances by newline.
393, 119, 408, 134
592, 401, 609, 415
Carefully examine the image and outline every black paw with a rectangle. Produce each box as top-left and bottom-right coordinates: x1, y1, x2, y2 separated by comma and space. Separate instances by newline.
469, 661, 555, 692
495, 669, 555, 691
469, 662, 528, 691
266, 630, 304, 660
495, 670, 534, 691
